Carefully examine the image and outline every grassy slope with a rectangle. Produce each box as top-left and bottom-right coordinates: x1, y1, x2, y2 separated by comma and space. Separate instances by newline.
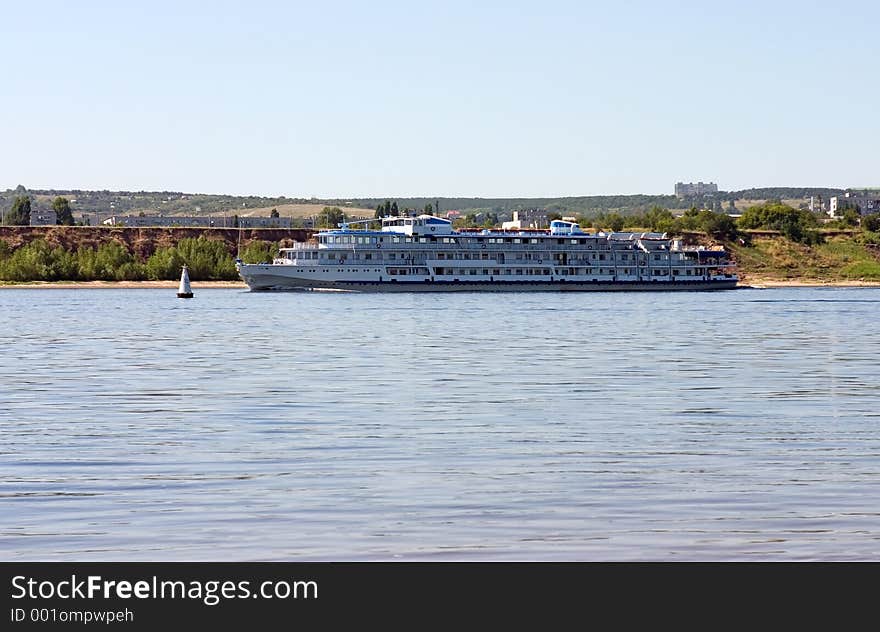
729, 235, 880, 282
20, 193, 375, 220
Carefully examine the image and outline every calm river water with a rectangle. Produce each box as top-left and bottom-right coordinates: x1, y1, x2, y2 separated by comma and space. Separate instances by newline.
1, 287, 878, 560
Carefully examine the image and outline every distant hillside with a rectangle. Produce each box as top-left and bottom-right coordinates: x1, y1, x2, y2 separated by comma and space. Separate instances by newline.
347, 195, 685, 217
0, 186, 849, 223
0, 188, 375, 223
348, 189, 847, 216
727, 187, 845, 200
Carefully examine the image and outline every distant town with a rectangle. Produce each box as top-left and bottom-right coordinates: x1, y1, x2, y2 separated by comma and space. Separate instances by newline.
2, 183, 878, 230
2, 181, 879, 286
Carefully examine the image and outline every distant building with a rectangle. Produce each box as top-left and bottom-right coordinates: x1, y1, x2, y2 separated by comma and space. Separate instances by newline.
675, 182, 719, 198
828, 197, 845, 217
102, 215, 291, 228
30, 209, 57, 226
828, 191, 880, 218
238, 216, 292, 228
518, 209, 549, 228
501, 210, 549, 230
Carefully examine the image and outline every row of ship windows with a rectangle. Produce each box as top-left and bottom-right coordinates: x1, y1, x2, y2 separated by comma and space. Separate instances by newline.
322, 236, 604, 246
430, 268, 705, 276
432, 268, 552, 276
292, 267, 712, 276
289, 251, 679, 262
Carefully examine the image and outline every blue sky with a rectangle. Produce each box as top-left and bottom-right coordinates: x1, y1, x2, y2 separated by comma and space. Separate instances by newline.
1, 1, 876, 197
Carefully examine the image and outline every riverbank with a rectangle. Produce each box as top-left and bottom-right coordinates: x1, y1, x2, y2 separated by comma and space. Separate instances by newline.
738, 275, 880, 288
728, 235, 880, 285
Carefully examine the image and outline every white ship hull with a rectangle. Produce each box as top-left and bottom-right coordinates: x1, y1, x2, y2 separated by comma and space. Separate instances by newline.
238, 265, 738, 292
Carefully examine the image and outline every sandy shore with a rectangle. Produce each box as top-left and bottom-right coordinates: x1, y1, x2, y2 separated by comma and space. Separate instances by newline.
738, 278, 880, 288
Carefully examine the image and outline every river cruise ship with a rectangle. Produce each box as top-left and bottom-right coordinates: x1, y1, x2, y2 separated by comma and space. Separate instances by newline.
236, 215, 738, 292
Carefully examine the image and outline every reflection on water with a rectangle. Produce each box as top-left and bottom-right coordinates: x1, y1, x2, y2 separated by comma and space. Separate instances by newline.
1, 287, 879, 560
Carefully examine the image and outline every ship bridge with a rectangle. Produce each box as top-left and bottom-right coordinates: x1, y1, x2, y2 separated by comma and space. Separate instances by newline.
549, 220, 585, 235
381, 215, 453, 236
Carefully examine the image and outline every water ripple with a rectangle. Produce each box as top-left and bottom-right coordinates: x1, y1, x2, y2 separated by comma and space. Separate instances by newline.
1, 287, 879, 560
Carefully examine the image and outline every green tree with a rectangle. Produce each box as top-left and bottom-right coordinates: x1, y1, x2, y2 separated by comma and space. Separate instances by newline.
643, 206, 675, 231
0, 239, 77, 281
52, 196, 75, 225
840, 208, 860, 227
737, 202, 817, 230
601, 212, 624, 232
175, 236, 236, 280
77, 241, 144, 280
239, 240, 279, 264
144, 237, 235, 281
317, 206, 344, 228
3, 196, 31, 225
737, 202, 820, 244
862, 213, 880, 232
697, 211, 738, 240
145, 246, 184, 280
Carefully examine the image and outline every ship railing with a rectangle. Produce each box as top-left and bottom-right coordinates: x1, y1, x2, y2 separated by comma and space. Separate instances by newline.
280, 240, 716, 258
416, 241, 624, 253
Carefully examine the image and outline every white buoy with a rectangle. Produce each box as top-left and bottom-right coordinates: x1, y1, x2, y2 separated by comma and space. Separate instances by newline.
177, 264, 193, 298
